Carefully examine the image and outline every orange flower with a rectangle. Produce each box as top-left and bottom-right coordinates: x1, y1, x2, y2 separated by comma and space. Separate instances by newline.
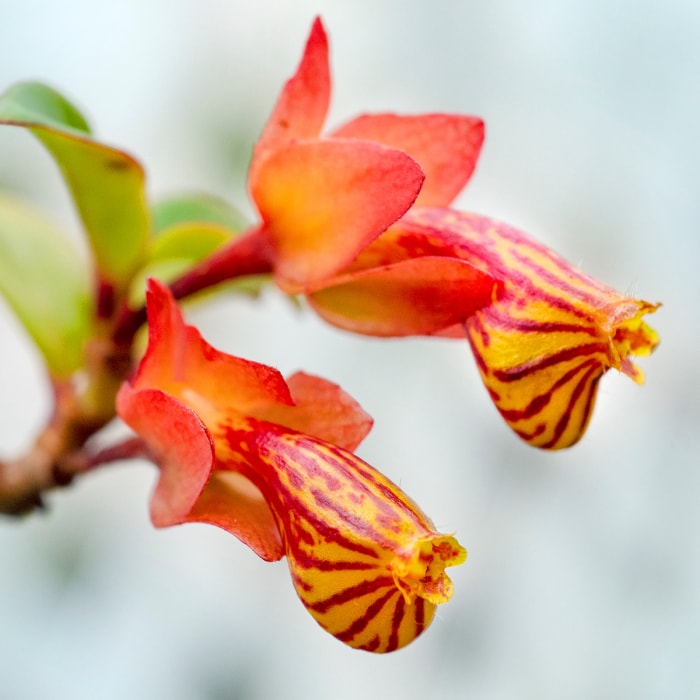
169, 18, 659, 449
311, 208, 659, 448
248, 17, 486, 292
173, 17, 495, 332
116, 279, 465, 651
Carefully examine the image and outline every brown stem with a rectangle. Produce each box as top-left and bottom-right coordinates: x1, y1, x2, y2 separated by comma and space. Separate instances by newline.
2, 227, 275, 515
0, 335, 133, 516
0, 387, 99, 515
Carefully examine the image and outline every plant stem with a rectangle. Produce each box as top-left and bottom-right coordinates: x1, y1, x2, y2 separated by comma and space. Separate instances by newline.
2, 226, 275, 516
112, 226, 275, 345
0, 333, 132, 516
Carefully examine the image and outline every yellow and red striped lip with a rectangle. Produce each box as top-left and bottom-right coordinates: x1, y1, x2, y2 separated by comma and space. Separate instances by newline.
316, 207, 658, 448
395, 208, 660, 449
215, 425, 466, 653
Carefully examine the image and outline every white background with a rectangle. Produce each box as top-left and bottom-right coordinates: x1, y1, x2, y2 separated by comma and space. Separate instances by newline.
1, 1, 697, 699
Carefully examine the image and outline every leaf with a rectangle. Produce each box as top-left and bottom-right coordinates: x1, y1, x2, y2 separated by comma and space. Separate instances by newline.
0, 194, 92, 378
0, 82, 150, 291
0, 80, 91, 134
128, 224, 270, 306
151, 193, 248, 235
127, 196, 259, 306
150, 223, 233, 262
127, 221, 233, 307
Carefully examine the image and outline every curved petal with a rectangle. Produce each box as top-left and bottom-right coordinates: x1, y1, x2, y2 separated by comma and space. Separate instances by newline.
308, 257, 496, 336
254, 17, 330, 158
187, 471, 284, 562
333, 114, 484, 207
223, 427, 466, 652
116, 386, 213, 527
116, 385, 283, 560
396, 209, 660, 448
256, 371, 374, 451
136, 279, 294, 414
251, 139, 425, 288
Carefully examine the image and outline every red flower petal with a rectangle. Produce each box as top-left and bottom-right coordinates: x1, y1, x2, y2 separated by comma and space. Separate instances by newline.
332, 114, 484, 207
186, 470, 284, 562
117, 384, 284, 559
250, 139, 425, 288
254, 17, 330, 157
308, 256, 496, 336
136, 279, 294, 414
116, 386, 213, 527
255, 371, 373, 451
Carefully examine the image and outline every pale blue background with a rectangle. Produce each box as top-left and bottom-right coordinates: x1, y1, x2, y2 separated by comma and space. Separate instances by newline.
1, 1, 697, 698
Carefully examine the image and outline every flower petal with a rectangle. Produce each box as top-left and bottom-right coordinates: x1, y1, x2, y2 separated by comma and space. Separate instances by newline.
217, 426, 465, 652
308, 256, 496, 336
250, 139, 424, 288
116, 385, 283, 560
256, 371, 374, 451
399, 208, 660, 448
120, 281, 466, 649
116, 386, 213, 527
333, 113, 484, 207
136, 279, 294, 414
186, 471, 284, 561
254, 17, 330, 156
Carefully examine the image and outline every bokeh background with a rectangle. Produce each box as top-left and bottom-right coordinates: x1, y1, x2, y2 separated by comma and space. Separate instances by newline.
1, 1, 698, 698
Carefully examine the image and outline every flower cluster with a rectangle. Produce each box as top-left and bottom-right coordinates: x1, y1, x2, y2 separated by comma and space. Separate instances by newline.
179, 17, 659, 450
0, 16, 659, 653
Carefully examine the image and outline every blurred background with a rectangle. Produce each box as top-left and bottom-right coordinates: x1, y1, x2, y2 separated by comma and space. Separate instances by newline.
1, 1, 697, 698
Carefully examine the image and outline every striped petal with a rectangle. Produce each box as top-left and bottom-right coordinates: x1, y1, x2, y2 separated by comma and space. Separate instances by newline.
391, 209, 660, 448
215, 424, 466, 653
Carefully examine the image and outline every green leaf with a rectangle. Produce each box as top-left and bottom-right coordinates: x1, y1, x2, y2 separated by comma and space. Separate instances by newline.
127, 194, 254, 305
150, 222, 232, 262
0, 80, 91, 134
129, 222, 233, 306
0, 194, 92, 378
0, 82, 150, 292
152, 193, 248, 235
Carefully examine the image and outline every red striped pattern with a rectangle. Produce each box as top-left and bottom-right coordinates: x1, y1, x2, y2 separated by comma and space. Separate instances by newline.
217, 421, 466, 652
388, 209, 660, 448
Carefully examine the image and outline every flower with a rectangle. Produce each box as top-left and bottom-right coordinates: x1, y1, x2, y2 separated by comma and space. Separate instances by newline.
116, 279, 466, 651
311, 208, 659, 449
239, 18, 660, 449
176, 17, 495, 331
248, 17, 487, 291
